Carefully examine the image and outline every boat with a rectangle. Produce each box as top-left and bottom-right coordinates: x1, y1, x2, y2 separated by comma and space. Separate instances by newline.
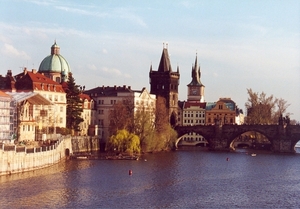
251, 153, 256, 157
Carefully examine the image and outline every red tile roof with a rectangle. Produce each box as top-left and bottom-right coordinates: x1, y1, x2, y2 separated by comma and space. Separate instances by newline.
15, 70, 65, 92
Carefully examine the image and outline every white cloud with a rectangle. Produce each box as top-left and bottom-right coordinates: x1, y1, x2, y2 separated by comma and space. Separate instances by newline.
101, 67, 122, 76
1, 43, 30, 60
55, 6, 109, 18
102, 48, 108, 54
87, 64, 97, 71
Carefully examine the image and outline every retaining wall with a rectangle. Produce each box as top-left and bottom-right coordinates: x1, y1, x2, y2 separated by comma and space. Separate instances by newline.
0, 136, 73, 176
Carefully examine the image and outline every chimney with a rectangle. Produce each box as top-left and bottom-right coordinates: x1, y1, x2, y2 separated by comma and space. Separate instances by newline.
123, 85, 126, 89
128, 86, 131, 90
32, 69, 37, 74
114, 85, 117, 90
7, 70, 12, 77
23, 67, 27, 75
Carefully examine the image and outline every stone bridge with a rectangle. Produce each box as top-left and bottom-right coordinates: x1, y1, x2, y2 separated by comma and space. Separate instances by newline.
175, 124, 300, 153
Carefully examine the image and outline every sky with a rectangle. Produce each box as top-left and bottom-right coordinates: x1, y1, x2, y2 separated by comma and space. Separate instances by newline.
0, 0, 299, 121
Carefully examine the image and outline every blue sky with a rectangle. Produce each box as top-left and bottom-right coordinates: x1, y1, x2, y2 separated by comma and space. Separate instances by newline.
0, 0, 299, 121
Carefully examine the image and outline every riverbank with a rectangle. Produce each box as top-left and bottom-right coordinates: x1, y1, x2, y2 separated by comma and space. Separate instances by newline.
0, 136, 73, 176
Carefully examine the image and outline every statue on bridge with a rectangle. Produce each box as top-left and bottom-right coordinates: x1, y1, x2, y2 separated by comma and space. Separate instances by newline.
278, 114, 290, 126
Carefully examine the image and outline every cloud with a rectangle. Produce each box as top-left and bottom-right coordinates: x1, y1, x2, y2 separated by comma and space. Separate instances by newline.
1, 43, 30, 60
0, 21, 92, 40
102, 48, 108, 54
55, 4, 147, 28
101, 67, 122, 77
87, 64, 97, 71
55, 6, 109, 18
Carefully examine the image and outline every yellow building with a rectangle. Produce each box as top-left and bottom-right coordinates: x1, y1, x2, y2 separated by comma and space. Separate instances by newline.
206, 98, 236, 125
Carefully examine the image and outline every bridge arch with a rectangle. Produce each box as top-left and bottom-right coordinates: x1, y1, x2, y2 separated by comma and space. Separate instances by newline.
222, 125, 277, 151
175, 125, 215, 148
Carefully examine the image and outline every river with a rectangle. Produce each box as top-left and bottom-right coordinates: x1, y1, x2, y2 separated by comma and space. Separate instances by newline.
1, 148, 300, 208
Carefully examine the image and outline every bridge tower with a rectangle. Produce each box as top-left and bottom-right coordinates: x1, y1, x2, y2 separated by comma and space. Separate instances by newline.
149, 44, 180, 126
187, 53, 205, 102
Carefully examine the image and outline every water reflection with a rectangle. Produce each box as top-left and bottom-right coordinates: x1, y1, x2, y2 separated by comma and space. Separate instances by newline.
1, 149, 300, 208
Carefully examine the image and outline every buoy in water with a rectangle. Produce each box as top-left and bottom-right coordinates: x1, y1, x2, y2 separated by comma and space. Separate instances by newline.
129, 170, 132, 175
226, 157, 229, 161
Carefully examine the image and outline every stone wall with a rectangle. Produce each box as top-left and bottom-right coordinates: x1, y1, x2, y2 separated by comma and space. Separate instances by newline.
0, 136, 73, 176
71, 136, 101, 154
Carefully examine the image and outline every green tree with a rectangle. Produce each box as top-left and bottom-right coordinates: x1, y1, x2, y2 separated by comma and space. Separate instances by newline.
65, 72, 83, 134
106, 129, 140, 154
133, 105, 156, 152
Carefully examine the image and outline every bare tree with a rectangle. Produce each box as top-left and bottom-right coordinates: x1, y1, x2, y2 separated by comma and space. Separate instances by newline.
109, 99, 134, 135
245, 88, 291, 124
245, 89, 275, 124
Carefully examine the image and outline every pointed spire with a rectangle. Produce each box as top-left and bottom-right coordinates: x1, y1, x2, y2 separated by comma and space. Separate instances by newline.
194, 51, 198, 70
150, 62, 153, 72
158, 44, 172, 72
188, 52, 203, 86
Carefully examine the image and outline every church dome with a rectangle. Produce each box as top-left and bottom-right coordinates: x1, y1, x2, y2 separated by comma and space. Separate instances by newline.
38, 42, 71, 82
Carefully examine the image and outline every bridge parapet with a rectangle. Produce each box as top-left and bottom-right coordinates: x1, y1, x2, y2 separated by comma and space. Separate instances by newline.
175, 124, 300, 153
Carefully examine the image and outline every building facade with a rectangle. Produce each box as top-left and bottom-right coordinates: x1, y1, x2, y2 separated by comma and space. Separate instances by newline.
1, 68, 66, 141
149, 44, 180, 126
0, 91, 15, 142
206, 98, 236, 125
84, 85, 156, 143
78, 93, 95, 136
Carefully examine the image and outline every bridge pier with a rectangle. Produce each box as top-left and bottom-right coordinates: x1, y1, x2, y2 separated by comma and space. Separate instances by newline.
208, 124, 231, 152
271, 125, 295, 153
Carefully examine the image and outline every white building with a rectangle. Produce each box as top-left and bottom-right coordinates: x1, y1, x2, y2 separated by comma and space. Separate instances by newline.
0, 91, 14, 142
84, 85, 156, 143
79, 93, 95, 136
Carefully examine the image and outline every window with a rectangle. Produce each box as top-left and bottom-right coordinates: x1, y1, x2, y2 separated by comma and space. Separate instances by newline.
40, 110, 48, 117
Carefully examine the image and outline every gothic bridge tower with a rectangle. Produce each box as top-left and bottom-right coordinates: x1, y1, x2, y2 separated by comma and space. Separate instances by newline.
149, 44, 180, 126
187, 53, 205, 102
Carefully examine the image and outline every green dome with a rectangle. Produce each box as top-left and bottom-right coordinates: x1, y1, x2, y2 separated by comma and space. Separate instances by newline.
38, 42, 71, 78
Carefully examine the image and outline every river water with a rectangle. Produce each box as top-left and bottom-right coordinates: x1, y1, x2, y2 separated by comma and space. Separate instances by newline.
1, 148, 300, 209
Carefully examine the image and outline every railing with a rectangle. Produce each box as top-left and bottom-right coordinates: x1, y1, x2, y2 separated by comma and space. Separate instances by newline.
0, 137, 64, 154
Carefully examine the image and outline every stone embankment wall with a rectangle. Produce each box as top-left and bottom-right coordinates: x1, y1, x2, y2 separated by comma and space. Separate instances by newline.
71, 136, 101, 154
0, 136, 73, 176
